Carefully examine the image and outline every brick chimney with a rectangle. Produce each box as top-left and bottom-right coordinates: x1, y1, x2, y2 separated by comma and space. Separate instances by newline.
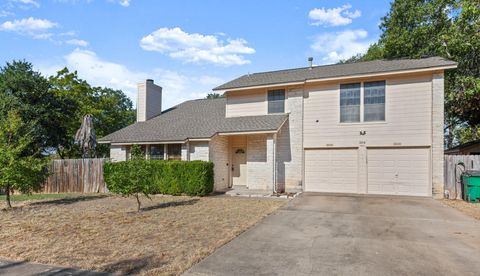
137, 79, 162, 122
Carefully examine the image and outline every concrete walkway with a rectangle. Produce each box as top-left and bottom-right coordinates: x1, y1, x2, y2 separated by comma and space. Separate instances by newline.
185, 193, 480, 276
0, 259, 110, 276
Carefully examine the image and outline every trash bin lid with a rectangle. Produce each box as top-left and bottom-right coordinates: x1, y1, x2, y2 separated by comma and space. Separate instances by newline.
464, 170, 480, 177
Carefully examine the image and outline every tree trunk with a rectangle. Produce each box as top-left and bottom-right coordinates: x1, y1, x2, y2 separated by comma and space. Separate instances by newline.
5, 185, 12, 209
447, 124, 454, 149
135, 193, 141, 212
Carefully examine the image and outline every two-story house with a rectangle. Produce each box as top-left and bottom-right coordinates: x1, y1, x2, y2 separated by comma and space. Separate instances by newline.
99, 57, 457, 198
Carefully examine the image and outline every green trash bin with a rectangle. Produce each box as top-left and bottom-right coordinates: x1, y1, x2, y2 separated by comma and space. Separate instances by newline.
462, 170, 480, 203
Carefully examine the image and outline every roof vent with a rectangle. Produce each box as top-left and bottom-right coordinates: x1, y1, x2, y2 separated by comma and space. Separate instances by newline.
308, 57, 313, 69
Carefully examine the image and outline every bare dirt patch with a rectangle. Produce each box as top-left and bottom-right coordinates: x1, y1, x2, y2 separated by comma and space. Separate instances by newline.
0, 194, 285, 275
442, 199, 480, 220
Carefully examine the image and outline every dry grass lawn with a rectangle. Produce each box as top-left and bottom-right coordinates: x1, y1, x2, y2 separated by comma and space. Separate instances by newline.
442, 199, 480, 220
0, 194, 285, 275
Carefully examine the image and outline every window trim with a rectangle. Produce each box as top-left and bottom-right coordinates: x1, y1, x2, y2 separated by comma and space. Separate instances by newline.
339, 80, 386, 124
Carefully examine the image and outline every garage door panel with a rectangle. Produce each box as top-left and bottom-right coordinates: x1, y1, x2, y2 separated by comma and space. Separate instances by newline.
367, 148, 430, 196
305, 149, 358, 193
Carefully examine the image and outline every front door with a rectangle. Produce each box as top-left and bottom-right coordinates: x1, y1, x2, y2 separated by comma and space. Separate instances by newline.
231, 147, 247, 187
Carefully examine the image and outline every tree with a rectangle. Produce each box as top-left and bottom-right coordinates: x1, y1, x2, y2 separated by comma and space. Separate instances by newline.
48, 68, 135, 157
205, 93, 224, 99
0, 98, 47, 208
0, 61, 75, 157
346, 0, 480, 147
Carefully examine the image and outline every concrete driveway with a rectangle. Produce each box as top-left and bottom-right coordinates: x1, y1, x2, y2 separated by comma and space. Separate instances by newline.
186, 193, 480, 276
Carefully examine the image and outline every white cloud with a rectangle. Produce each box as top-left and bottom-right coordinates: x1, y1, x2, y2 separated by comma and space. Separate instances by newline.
11, 0, 40, 8
0, 17, 58, 39
311, 29, 373, 64
140, 27, 255, 66
66, 39, 89, 47
117, 0, 130, 7
0, 10, 14, 17
38, 49, 224, 108
309, 4, 361, 26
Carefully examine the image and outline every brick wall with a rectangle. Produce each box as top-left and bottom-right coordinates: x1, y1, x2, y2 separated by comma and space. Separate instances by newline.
432, 73, 445, 198
247, 134, 274, 190
276, 89, 304, 192
209, 135, 229, 191
110, 145, 127, 161
189, 141, 210, 161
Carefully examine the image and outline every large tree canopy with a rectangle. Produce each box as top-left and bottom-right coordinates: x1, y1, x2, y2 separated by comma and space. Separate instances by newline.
49, 68, 135, 157
0, 61, 135, 158
343, 0, 480, 147
0, 61, 75, 157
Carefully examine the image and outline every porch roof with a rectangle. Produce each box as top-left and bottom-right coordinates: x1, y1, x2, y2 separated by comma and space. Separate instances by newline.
99, 98, 288, 144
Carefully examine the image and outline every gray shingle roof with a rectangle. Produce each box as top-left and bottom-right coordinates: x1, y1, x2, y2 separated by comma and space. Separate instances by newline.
99, 98, 287, 143
214, 57, 457, 91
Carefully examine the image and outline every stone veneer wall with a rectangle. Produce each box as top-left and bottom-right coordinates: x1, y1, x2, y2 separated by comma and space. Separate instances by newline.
189, 141, 210, 161
247, 134, 274, 190
209, 135, 229, 191
110, 145, 127, 161
432, 73, 445, 198
275, 88, 304, 192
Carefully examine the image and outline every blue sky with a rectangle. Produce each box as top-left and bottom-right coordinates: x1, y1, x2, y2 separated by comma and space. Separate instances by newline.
0, 0, 391, 108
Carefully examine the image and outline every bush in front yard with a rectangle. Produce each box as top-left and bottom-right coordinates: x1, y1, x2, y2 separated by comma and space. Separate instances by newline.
104, 160, 214, 204
103, 160, 154, 211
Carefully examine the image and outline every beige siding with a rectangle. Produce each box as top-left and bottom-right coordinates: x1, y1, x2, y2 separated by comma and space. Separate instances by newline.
209, 135, 229, 191
189, 141, 209, 161
226, 89, 267, 117
304, 74, 433, 148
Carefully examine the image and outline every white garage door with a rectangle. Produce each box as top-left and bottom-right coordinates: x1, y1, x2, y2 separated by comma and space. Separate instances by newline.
304, 149, 358, 193
367, 148, 430, 196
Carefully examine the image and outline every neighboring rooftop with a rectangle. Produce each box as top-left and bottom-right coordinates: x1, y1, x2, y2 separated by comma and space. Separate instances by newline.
99, 98, 287, 143
214, 56, 457, 91
445, 139, 480, 155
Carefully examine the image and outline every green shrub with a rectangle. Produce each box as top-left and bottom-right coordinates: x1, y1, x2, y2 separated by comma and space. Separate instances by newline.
103, 159, 154, 211
104, 160, 214, 208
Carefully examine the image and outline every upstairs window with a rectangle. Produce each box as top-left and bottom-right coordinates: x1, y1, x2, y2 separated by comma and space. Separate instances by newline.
340, 83, 361, 122
268, 89, 285, 114
364, 81, 386, 122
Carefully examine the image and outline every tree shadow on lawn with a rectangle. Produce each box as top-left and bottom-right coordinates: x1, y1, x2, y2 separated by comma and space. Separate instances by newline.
30, 194, 108, 206
140, 198, 199, 212
100, 255, 167, 275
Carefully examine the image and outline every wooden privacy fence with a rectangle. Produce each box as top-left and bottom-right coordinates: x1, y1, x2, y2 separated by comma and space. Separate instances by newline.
444, 155, 480, 200
43, 158, 108, 193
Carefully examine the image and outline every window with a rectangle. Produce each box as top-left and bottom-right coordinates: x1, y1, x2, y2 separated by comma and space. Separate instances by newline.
268, 89, 285, 113
149, 145, 164, 160
340, 83, 361, 122
167, 144, 182, 160
364, 81, 385, 122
